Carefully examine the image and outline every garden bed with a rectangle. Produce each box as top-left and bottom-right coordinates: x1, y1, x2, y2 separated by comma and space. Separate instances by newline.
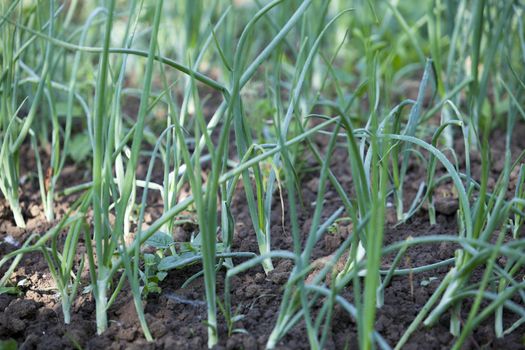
1, 1, 525, 349
2, 123, 525, 349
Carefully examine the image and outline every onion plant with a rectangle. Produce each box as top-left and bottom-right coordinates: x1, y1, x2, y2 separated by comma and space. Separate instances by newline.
86, 0, 164, 338
0, 0, 54, 228
40, 199, 88, 324
223, 6, 392, 348
0, 194, 87, 322
394, 1, 525, 347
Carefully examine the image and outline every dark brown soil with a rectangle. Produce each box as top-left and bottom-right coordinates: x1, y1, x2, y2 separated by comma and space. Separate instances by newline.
2, 124, 525, 350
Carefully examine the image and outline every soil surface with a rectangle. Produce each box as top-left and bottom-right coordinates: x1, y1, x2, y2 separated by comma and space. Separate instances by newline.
2, 123, 525, 350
